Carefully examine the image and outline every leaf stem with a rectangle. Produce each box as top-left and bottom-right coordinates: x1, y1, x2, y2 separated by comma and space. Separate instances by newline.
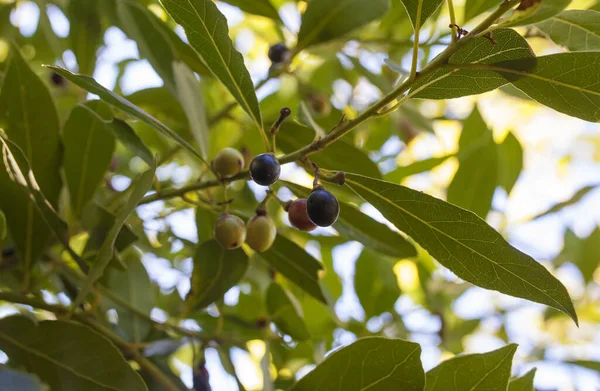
410, 3, 424, 79
138, 0, 520, 206
447, 0, 458, 43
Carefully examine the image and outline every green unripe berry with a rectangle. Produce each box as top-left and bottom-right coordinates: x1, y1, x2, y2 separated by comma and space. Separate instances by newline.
246, 214, 277, 252
212, 148, 244, 178
214, 214, 246, 249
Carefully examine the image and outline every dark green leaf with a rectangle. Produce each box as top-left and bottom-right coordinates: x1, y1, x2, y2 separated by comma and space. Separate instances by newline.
532, 184, 598, 220
68, 0, 103, 75
283, 181, 416, 258
297, 0, 389, 50
411, 29, 534, 99
345, 174, 578, 324
159, 0, 264, 136
74, 164, 156, 307
0, 211, 5, 241
385, 155, 453, 183
196, 207, 217, 244
0, 366, 44, 391
291, 337, 424, 391
501, 0, 571, 27
127, 87, 187, 125
46, 66, 205, 162
399, 0, 444, 28
496, 53, 600, 122
108, 118, 154, 166
103, 249, 154, 342
536, 10, 600, 51
260, 236, 327, 303
267, 283, 311, 340
0, 46, 62, 269
447, 107, 498, 218
173, 61, 209, 160
221, 0, 280, 20
186, 240, 248, 310
425, 344, 517, 390
554, 228, 600, 284
498, 131, 523, 194
117, 0, 179, 93
0, 316, 147, 391
464, 0, 502, 22
63, 102, 116, 215
508, 368, 537, 391
355, 250, 401, 319
278, 123, 381, 178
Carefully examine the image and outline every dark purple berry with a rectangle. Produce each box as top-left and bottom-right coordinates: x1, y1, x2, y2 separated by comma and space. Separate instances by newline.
249, 154, 281, 186
268, 43, 290, 64
193, 362, 211, 391
50, 72, 66, 87
307, 189, 339, 227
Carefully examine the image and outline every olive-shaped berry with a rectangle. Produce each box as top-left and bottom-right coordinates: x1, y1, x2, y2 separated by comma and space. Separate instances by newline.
268, 43, 291, 64
212, 148, 244, 178
214, 214, 246, 249
249, 154, 281, 186
246, 215, 277, 252
288, 199, 317, 232
307, 189, 340, 227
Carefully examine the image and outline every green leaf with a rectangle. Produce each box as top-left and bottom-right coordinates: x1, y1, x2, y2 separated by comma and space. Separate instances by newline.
68, 0, 103, 75
103, 249, 154, 343
221, 0, 281, 20
283, 181, 416, 258
107, 118, 155, 166
0, 366, 44, 391
74, 164, 156, 308
45, 66, 205, 162
384, 155, 453, 183
411, 28, 534, 100
399, 0, 444, 28
196, 207, 218, 244
159, 0, 264, 137
0, 316, 147, 391
267, 283, 311, 341
495, 53, 600, 122
498, 131, 523, 195
447, 107, 498, 219
117, 0, 179, 93
291, 337, 424, 391
425, 344, 517, 390
508, 368, 537, 391
567, 360, 600, 373
536, 10, 600, 51
173, 61, 209, 160
554, 228, 600, 284
186, 239, 248, 310
531, 184, 598, 220
355, 250, 401, 319
0, 46, 62, 270
297, 0, 389, 50
344, 174, 578, 324
500, 0, 571, 27
0, 211, 6, 241
464, 0, 502, 22
278, 123, 381, 178
63, 102, 116, 216
260, 236, 327, 303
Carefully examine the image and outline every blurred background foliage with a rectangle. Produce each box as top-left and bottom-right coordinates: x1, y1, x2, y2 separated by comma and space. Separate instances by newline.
0, 0, 600, 390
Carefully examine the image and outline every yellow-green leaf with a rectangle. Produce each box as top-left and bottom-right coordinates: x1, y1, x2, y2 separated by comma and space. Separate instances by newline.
267, 283, 311, 341
508, 368, 536, 391
399, 0, 443, 29
536, 10, 600, 51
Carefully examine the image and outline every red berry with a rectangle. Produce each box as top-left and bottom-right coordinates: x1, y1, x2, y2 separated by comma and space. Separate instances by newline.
288, 199, 317, 232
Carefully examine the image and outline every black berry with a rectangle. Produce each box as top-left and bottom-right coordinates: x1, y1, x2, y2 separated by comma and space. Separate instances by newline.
307, 189, 340, 227
50, 71, 66, 87
268, 43, 290, 64
249, 154, 281, 186
214, 214, 246, 249
287, 199, 317, 232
